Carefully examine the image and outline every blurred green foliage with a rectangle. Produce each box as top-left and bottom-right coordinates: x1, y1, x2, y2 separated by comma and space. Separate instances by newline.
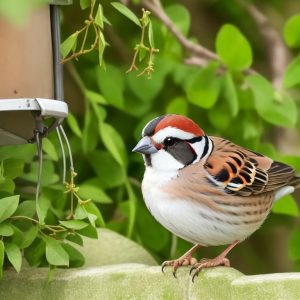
0, 0, 300, 277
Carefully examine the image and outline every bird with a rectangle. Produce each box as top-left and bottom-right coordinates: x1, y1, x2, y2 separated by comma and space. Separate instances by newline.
132, 114, 300, 281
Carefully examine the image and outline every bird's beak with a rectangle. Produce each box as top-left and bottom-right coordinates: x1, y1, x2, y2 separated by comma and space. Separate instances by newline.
132, 136, 158, 154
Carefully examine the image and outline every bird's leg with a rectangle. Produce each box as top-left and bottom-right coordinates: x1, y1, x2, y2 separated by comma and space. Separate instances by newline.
190, 240, 240, 282
162, 244, 202, 277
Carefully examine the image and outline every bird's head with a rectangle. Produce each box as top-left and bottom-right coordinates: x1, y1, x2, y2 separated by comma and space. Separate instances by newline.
132, 114, 211, 171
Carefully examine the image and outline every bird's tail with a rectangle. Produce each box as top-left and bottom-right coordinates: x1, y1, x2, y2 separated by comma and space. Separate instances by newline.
290, 175, 300, 189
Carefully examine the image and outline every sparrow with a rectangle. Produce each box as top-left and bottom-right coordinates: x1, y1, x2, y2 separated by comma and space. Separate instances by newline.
132, 114, 300, 281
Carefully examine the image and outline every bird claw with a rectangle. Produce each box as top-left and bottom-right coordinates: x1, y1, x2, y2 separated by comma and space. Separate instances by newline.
189, 257, 231, 282
161, 256, 197, 277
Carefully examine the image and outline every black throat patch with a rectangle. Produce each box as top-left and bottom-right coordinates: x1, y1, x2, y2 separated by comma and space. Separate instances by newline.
144, 154, 152, 167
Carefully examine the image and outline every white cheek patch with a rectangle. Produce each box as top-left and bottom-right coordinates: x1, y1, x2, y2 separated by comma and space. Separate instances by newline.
189, 137, 213, 164
190, 139, 205, 163
151, 150, 184, 171
152, 127, 195, 144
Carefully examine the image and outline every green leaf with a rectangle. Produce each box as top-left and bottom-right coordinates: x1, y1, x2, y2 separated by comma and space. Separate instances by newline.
97, 64, 124, 108
272, 195, 299, 217
247, 75, 297, 127
0, 223, 14, 236
223, 72, 239, 117
77, 184, 112, 204
0, 195, 19, 223
99, 122, 127, 167
10, 225, 25, 248
36, 194, 51, 224
289, 229, 300, 260
98, 29, 106, 68
127, 57, 171, 103
165, 4, 190, 36
60, 32, 79, 59
166, 97, 188, 115
67, 112, 82, 138
265, 93, 297, 127
241, 114, 262, 140
0, 178, 15, 194
74, 204, 88, 220
44, 236, 69, 266
111, 2, 141, 27
94, 4, 104, 29
208, 102, 232, 131
82, 109, 99, 154
138, 47, 147, 62
3, 159, 24, 179
85, 202, 105, 227
21, 226, 39, 249
85, 89, 107, 105
74, 204, 98, 228
43, 138, 58, 161
0, 174, 4, 186
125, 181, 137, 238
246, 74, 273, 112
76, 224, 98, 239
283, 56, 300, 88
87, 213, 97, 227
0, 240, 4, 279
0, 144, 35, 161
14, 200, 35, 218
24, 238, 45, 267
283, 14, 300, 48
216, 24, 252, 70
186, 63, 221, 108
59, 220, 89, 230
66, 233, 83, 246
87, 151, 126, 189
103, 16, 111, 26
48, 265, 56, 283
62, 243, 85, 268
148, 20, 155, 48
5, 243, 22, 273
80, 0, 90, 10
21, 160, 59, 186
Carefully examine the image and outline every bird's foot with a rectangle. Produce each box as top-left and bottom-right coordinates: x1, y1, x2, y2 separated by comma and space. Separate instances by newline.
162, 255, 198, 278
189, 255, 230, 282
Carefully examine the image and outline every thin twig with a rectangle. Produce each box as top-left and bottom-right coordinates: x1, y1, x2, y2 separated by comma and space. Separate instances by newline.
141, 0, 218, 60
61, 35, 99, 64
139, 0, 258, 76
126, 49, 139, 73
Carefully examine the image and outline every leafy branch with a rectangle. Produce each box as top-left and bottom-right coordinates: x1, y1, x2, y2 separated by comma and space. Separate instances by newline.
10, 216, 66, 235
125, 9, 159, 78
60, 0, 106, 67
111, 3, 160, 78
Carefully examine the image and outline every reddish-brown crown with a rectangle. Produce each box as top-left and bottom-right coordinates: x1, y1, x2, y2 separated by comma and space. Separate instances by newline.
154, 115, 204, 136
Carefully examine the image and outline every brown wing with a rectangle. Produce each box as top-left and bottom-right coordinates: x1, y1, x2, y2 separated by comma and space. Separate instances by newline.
205, 136, 297, 196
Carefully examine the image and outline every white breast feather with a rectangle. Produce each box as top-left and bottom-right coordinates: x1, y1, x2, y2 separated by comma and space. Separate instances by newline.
142, 167, 266, 246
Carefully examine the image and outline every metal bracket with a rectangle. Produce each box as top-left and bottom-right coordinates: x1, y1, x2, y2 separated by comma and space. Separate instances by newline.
0, 98, 68, 144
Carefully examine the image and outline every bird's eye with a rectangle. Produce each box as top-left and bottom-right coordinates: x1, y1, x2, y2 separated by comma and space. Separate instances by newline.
164, 137, 177, 147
